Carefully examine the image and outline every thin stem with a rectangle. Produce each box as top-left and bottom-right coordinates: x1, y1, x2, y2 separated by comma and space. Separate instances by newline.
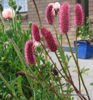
57, 77, 64, 93
55, 52, 69, 79
65, 34, 90, 100
24, 72, 63, 100
53, 24, 60, 46
0, 13, 5, 33
71, 80, 86, 100
0, 73, 18, 100
31, 0, 49, 60
59, 46, 72, 80
75, 27, 81, 92
35, 64, 63, 100
61, 34, 63, 47
40, 41, 87, 100
40, 41, 68, 81
52, 24, 72, 81
32, 0, 42, 27
54, 15, 69, 78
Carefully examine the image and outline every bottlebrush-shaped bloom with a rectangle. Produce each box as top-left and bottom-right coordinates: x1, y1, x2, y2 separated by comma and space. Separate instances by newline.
24, 40, 36, 65
32, 24, 40, 42
59, 2, 70, 34
41, 27, 57, 52
74, 4, 84, 26
45, 4, 55, 24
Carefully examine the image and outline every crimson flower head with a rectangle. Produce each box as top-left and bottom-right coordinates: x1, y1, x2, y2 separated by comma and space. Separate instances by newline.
32, 24, 40, 41
24, 40, 36, 65
41, 27, 57, 52
74, 4, 84, 27
45, 4, 55, 24
59, 2, 70, 34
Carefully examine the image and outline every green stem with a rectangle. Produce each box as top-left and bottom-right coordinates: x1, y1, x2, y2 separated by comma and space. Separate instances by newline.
59, 46, 72, 80
58, 77, 64, 94
40, 41, 67, 81
65, 33, 90, 100
53, 24, 60, 46
25, 72, 63, 100
32, 0, 42, 27
0, 73, 18, 100
0, 13, 5, 33
55, 52, 69, 79
61, 34, 63, 47
10, 39, 35, 91
52, 23, 72, 82
75, 27, 81, 92
40, 41, 86, 100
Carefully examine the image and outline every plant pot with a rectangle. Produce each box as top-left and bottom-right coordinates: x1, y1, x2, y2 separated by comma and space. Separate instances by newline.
74, 40, 93, 59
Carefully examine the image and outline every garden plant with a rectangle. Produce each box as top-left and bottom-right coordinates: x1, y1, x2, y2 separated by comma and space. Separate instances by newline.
0, 0, 91, 100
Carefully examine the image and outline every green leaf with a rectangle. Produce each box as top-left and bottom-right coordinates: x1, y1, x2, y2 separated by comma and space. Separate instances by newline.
90, 83, 93, 86
81, 68, 90, 74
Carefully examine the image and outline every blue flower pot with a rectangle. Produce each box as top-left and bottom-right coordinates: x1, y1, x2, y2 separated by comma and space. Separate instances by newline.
74, 40, 93, 59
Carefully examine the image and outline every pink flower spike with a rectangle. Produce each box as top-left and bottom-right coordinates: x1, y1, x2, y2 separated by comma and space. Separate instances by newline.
45, 4, 55, 24
74, 4, 84, 26
59, 2, 70, 34
32, 24, 40, 42
41, 27, 57, 52
24, 40, 36, 65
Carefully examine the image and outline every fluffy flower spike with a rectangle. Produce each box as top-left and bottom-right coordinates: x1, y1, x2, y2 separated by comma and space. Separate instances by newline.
74, 4, 84, 26
24, 40, 36, 65
45, 4, 55, 24
32, 24, 40, 41
59, 2, 70, 34
41, 27, 57, 52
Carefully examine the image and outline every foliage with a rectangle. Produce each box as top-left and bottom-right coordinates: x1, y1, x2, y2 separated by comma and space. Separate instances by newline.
0, 0, 90, 100
78, 17, 93, 39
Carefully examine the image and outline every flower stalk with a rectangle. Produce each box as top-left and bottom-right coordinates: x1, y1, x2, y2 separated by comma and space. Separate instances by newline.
65, 33, 90, 100
32, 0, 42, 27
75, 27, 81, 92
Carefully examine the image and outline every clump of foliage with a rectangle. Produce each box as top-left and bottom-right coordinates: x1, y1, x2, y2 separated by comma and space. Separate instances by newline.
78, 17, 93, 39
0, 0, 91, 100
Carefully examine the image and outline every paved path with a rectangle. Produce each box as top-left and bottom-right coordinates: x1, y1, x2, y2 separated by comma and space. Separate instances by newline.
49, 51, 93, 100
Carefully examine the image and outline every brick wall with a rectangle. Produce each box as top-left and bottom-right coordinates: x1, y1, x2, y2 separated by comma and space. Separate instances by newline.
89, 0, 93, 20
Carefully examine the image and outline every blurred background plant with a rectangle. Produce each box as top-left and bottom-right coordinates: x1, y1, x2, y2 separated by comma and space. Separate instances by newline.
78, 17, 93, 40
